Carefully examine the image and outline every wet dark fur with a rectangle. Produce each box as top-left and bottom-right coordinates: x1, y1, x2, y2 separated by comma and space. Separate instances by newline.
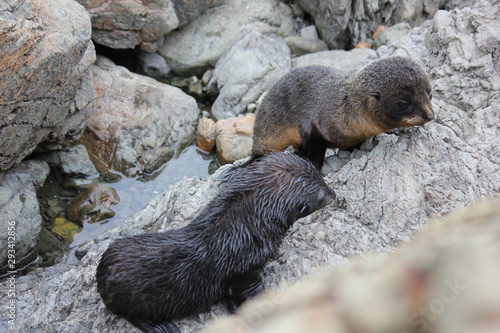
251, 56, 434, 169
96, 153, 336, 333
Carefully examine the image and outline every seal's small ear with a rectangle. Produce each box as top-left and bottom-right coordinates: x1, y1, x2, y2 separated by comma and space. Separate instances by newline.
369, 92, 381, 100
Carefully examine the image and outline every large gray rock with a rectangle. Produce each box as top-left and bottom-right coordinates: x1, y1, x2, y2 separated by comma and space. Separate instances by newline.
292, 48, 376, 70
7, 159, 51, 190
76, 0, 179, 50
0, 1, 498, 332
41, 144, 97, 177
202, 199, 500, 333
85, 56, 200, 177
0, 0, 96, 171
209, 30, 291, 120
372, 22, 412, 49
0, 170, 43, 276
296, 0, 451, 49
172, 0, 225, 27
158, 0, 294, 76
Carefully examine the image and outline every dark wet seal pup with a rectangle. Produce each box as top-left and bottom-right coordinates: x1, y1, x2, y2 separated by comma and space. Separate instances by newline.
251, 56, 434, 169
96, 152, 336, 333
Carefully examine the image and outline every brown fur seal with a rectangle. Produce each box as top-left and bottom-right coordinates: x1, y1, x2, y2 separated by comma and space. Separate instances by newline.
96, 152, 336, 333
252, 56, 434, 169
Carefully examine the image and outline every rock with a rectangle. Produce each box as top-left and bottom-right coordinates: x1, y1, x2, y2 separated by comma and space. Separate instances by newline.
296, 0, 447, 49
158, 0, 294, 76
137, 51, 172, 81
38, 227, 63, 253
51, 217, 83, 244
372, 22, 412, 49
285, 36, 328, 56
372, 25, 388, 39
209, 30, 291, 120
215, 114, 255, 164
62, 177, 100, 192
85, 56, 199, 177
355, 41, 372, 48
76, 0, 179, 50
299, 25, 319, 39
201, 199, 500, 333
0, 172, 41, 276
171, 0, 225, 27
67, 184, 120, 225
41, 145, 98, 177
187, 76, 204, 102
1, 1, 499, 332
0, 0, 96, 171
292, 48, 376, 70
9, 159, 51, 190
196, 117, 217, 153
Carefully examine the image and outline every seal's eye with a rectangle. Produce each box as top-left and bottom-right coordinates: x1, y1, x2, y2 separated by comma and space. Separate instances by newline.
429, 91, 433, 100
397, 100, 411, 112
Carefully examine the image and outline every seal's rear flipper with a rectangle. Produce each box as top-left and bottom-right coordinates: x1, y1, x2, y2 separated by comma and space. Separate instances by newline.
125, 316, 181, 333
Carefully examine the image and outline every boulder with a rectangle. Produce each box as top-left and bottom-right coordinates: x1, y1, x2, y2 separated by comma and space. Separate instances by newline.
195, 117, 217, 153
85, 56, 200, 177
41, 145, 98, 177
0, 171, 42, 276
202, 199, 500, 333
0, 0, 96, 171
137, 51, 172, 81
8, 159, 51, 190
296, 0, 449, 49
372, 22, 412, 49
215, 114, 255, 164
158, 0, 294, 76
292, 48, 376, 70
171, 0, 225, 27
0, 1, 498, 332
284, 36, 328, 56
208, 30, 291, 120
76, 0, 179, 50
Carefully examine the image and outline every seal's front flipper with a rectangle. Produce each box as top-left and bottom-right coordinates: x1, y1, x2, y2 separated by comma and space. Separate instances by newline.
225, 270, 264, 313
125, 315, 181, 333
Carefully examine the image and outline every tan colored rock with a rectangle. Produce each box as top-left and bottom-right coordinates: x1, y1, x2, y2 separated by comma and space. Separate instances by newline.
202, 199, 500, 333
373, 25, 388, 40
215, 114, 255, 164
354, 41, 371, 49
196, 117, 217, 152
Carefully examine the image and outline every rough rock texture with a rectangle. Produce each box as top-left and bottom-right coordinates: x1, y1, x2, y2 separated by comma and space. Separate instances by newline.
202, 199, 500, 333
292, 48, 376, 70
0, 1, 498, 333
158, 0, 294, 76
7, 159, 50, 190
171, 0, 225, 27
296, 0, 449, 49
41, 144, 98, 177
284, 36, 328, 56
209, 30, 291, 120
85, 56, 199, 177
195, 117, 217, 153
215, 114, 255, 164
137, 51, 172, 81
372, 22, 412, 49
0, 0, 96, 171
76, 0, 179, 50
0, 167, 43, 275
